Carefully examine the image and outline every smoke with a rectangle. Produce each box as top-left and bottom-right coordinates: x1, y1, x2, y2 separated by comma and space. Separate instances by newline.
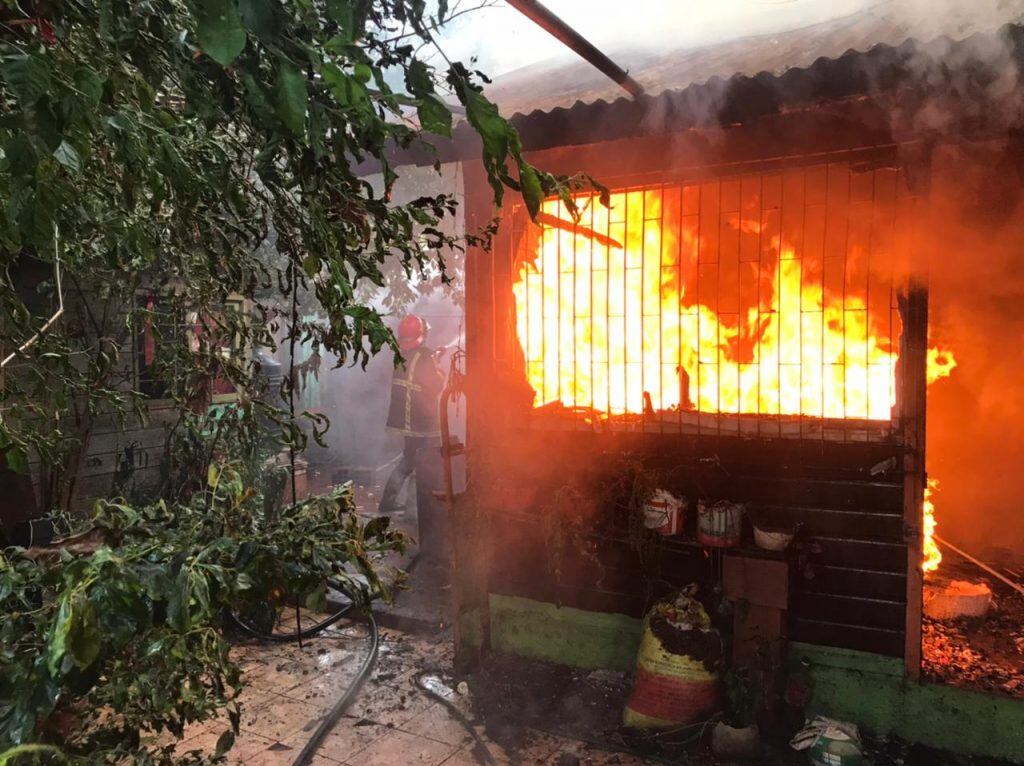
440, 0, 881, 77
306, 162, 467, 491
920, 140, 1024, 555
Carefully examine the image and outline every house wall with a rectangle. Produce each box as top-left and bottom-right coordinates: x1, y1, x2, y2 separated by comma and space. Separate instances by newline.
460, 122, 930, 665
467, 595, 1024, 763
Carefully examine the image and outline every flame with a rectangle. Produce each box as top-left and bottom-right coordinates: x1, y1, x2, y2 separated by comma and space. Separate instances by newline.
922, 478, 942, 573
513, 188, 958, 573
927, 346, 957, 384
513, 191, 908, 420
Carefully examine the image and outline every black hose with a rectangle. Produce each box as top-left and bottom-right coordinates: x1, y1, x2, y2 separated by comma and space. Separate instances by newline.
229, 601, 354, 643
413, 671, 498, 766
290, 612, 379, 766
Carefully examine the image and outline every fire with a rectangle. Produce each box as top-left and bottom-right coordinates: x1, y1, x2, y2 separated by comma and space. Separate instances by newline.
922, 479, 942, 573
512, 185, 958, 573
513, 189, 907, 420
927, 346, 957, 384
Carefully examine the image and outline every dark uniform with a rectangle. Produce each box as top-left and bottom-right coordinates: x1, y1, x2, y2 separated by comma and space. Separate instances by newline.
379, 346, 444, 514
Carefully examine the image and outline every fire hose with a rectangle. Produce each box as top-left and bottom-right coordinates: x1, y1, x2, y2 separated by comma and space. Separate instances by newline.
229, 598, 379, 766
289, 612, 379, 766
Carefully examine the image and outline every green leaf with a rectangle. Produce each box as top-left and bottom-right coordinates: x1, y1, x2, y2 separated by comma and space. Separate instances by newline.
168, 567, 190, 631
4, 445, 28, 474
304, 583, 327, 613
326, 0, 368, 42
53, 141, 81, 173
73, 67, 104, 105
0, 53, 53, 104
321, 63, 367, 110
353, 63, 372, 84
237, 0, 275, 37
518, 162, 543, 219
417, 95, 452, 138
214, 729, 236, 757
405, 59, 433, 98
194, 0, 248, 66
302, 254, 319, 277
48, 591, 101, 674
273, 64, 307, 137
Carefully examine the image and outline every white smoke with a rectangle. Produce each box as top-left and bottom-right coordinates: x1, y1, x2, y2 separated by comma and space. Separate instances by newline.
438, 0, 1024, 81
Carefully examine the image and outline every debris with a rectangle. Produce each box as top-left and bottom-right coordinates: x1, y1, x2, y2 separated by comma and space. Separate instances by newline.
792, 716, 864, 766
924, 579, 992, 620
935, 536, 1024, 598
457, 681, 470, 695
922, 555, 1024, 696
712, 721, 762, 761
622, 587, 720, 729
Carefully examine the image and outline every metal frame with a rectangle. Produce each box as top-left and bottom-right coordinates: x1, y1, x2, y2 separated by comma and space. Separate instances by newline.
500, 158, 915, 445
462, 146, 931, 677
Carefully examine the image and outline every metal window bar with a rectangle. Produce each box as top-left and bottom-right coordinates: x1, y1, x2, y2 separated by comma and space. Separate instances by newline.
507, 162, 908, 443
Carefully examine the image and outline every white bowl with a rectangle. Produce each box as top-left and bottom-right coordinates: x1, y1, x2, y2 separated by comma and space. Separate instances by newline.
753, 526, 794, 551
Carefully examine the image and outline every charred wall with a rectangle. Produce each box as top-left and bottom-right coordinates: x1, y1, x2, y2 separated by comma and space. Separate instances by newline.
461, 126, 930, 660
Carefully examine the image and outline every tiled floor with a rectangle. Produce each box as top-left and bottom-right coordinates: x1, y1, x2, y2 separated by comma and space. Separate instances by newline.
165, 621, 656, 765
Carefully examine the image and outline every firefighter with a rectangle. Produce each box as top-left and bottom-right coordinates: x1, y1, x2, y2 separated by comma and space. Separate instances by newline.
379, 315, 445, 519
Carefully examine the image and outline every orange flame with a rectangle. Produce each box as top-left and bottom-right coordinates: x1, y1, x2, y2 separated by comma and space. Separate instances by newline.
922, 479, 942, 573
513, 188, 957, 572
927, 347, 957, 384
513, 191, 908, 420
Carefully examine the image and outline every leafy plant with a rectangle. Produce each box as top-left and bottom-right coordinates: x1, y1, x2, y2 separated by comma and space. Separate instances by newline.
1, 466, 405, 763
0, 0, 600, 511
722, 665, 764, 728
0, 2, 603, 762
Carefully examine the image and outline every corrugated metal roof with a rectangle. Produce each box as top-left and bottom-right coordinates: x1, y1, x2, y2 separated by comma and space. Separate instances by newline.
496, 21, 1024, 153
488, 0, 1024, 119
374, 2, 1024, 169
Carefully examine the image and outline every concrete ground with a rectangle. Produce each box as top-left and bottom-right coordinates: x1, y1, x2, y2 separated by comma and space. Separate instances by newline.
169, 620, 655, 766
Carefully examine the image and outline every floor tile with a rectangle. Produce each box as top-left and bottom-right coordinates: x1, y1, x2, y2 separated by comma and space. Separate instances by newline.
438, 742, 512, 766
399, 702, 475, 747
345, 728, 459, 766
240, 694, 325, 743
344, 675, 435, 727
275, 717, 392, 764
177, 726, 277, 764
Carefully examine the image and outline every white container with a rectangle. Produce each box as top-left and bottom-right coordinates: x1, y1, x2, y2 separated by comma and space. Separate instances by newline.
643, 489, 686, 536
697, 500, 743, 547
753, 525, 794, 551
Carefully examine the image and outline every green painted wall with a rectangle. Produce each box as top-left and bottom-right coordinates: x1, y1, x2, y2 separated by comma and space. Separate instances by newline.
790, 642, 1024, 763
489, 594, 642, 671
487, 594, 1024, 763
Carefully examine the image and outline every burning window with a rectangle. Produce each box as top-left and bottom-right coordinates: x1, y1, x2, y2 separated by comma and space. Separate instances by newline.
510, 165, 915, 429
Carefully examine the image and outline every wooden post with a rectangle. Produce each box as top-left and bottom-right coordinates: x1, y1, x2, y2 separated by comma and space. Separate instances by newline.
451, 160, 496, 670
899, 285, 928, 682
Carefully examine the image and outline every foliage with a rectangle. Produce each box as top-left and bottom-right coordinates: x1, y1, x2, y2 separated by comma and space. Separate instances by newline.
0, 468, 405, 763
0, 0, 598, 509
722, 665, 764, 728
0, 1, 602, 763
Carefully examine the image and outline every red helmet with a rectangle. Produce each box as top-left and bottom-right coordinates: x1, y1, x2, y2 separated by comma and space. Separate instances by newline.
397, 314, 429, 351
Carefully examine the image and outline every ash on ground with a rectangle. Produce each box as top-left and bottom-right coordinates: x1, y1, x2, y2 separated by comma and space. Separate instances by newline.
922, 556, 1024, 697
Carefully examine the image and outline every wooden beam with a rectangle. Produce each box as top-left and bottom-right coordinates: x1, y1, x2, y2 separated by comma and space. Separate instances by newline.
899, 285, 929, 682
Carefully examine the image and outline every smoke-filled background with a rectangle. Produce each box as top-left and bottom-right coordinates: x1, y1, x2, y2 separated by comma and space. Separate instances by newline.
924, 141, 1024, 555
312, 0, 1024, 552
296, 163, 466, 500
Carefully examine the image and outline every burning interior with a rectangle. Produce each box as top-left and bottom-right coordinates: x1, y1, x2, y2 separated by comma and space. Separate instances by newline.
509, 168, 949, 429
448, 22, 1024, 705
